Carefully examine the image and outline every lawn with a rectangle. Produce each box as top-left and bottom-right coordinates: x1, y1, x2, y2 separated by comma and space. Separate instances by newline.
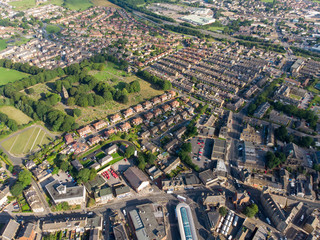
0, 67, 29, 86
91, 0, 120, 7
24, 83, 51, 101
207, 26, 224, 32
261, 0, 274, 2
9, 0, 36, 10
46, 25, 61, 34
289, 94, 301, 101
1, 126, 52, 156
0, 39, 7, 51
0, 106, 32, 125
64, 0, 93, 10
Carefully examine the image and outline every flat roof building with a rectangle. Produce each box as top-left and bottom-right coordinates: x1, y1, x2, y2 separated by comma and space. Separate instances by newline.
46, 180, 86, 205
176, 202, 198, 240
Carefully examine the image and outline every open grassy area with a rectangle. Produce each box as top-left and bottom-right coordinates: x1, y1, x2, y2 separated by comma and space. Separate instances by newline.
0, 67, 29, 86
24, 83, 52, 101
261, 0, 274, 2
1, 126, 52, 156
0, 39, 7, 51
46, 25, 61, 34
289, 94, 301, 101
64, 0, 93, 10
91, 0, 120, 7
9, 0, 36, 10
0, 106, 32, 125
207, 26, 224, 32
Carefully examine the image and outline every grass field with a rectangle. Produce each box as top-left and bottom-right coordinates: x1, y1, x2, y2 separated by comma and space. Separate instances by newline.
207, 26, 224, 32
9, 0, 36, 10
46, 25, 61, 34
289, 94, 301, 101
0, 67, 29, 86
261, 0, 273, 2
91, 0, 119, 7
64, 0, 93, 10
1, 126, 52, 156
0, 106, 32, 125
0, 39, 7, 51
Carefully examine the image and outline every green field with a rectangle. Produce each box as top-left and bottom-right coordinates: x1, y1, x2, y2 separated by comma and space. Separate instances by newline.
261, 0, 274, 2
0, 67, 29, 86
91, 0, 119, 7
207, 26, 224, 32
9, 0, 36, 10
0, 39, 7, 51
0, 106, 32, 125
1, 126, 52, 156
64, 0, 93, 10
46, 25, 61, 34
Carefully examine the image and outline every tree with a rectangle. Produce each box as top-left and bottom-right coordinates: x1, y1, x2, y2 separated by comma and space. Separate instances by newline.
77, 168, 90, 183
18, 170, 32, 187
60, 161, 69, 172
87, 198, 96, 207
219, 206, 228, 216
125, 145, 135, 158
146, 153, 156, 165
89, 168, 97, 181
181, 142, 192, 153
73, 108, 81, 117
52, 167, 59, 175
10, 182, 24, 197
275, 126, 288, 142
244, 204, 258, 218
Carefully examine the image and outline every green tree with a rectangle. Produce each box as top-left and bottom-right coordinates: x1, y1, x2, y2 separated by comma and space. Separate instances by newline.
181, 142, 192, 152
52, 167, 59, 175
77, 168, 90, 183
60, 161, 69, 172
146, 153, 156, 165
73, 108, 81, 117
89, 168, 97, 181
87, 197, 96, 207
18, 170, 32, 187
125, 145, 135, 158
219, 206, 228, 216
10, 182, 24, 197
244, 204, 258, 218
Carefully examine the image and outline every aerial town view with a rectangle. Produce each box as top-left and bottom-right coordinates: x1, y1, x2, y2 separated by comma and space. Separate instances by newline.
0, 0, 320, 239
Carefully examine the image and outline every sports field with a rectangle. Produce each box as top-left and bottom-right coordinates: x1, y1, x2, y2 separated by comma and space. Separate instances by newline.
0, 106, 32, 125
1, 126, 52, 156
91, 0, 120, 8
0, 67, 29, 86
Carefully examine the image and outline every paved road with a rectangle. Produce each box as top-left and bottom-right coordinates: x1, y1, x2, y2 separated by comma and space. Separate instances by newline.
0, 124, 58, 165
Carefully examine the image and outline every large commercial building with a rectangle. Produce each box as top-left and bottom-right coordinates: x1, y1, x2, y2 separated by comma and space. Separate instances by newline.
46, 180, 86, 205
176, 202, 198, 240
123, 167, 150, 192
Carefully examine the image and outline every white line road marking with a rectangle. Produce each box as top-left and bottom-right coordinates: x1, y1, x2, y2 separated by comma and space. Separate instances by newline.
8, 135, 19, 153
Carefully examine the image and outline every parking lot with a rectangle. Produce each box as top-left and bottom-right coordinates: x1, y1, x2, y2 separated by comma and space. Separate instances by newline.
190, 137, 214, 170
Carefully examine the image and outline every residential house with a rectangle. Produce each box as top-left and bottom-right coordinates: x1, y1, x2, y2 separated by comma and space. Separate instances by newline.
120, 122, 131, 132
114, 185, 131, 199
77, 125, 92, 137
164, 138, 179, 151
141, 140, 158, 153
199, 169, 217, 186
141, 131, 150, 139
132, 117, 143, 126
71, 160, 83, 171
123, 167, 150, 192
93, 120, 107, 131
16, 223, 37, 240
0, 185, 10, 207
133, 104, 143, 113
175, 126, 186, 138
152, 97, 161, 105
105, 144, 118, 155
159, 94, 168, 102
99, 155, 113, 166
104, 128, 115, 138
94, 187, 114, 204
89, 136, 101, 146
123, 108, 134, 118
146, 166, 162, 179
180, 111, 188, 119
110, 114, 122, 123
163, 157, 181, 174
162, 104, 171, 112
167, 90, 176, 99
65, 133, 74, 144
154, 108, 162, 117
144, 112, 154, 121
166, 117, 175, 126
25, 160, 36, 170
150, 126, 159, 135
1, 219, 20, 240
170, 100, 179, 108
72, 142, 89, 155
158, 122, 166, 131
24, 186, 44, 213
142, 101, 152, 109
